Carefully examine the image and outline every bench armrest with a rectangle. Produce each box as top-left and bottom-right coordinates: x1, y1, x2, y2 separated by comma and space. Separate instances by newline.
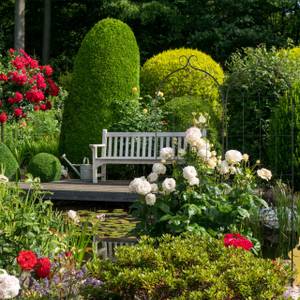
89, 144, 106, 159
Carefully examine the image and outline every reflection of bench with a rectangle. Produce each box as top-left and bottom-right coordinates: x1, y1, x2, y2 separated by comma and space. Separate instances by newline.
90, 129, 193, 183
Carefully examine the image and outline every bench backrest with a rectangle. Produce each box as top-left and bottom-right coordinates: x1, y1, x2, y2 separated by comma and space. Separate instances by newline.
101, 129, 206, 159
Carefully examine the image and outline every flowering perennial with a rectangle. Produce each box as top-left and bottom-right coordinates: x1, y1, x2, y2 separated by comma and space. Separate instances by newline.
0, 49, 60, 124
223, 233, 254, 251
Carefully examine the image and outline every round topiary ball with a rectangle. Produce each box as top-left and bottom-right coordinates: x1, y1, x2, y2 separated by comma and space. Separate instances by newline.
28, 153, 61, 182
0, 143, 19, 179
141, 48, 224, 111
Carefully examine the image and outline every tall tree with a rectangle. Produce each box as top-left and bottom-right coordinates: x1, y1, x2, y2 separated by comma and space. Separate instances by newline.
42, 0, 51, 64
14, 0, 25, 49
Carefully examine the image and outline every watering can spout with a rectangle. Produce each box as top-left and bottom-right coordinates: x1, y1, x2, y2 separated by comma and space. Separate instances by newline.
61, 153, 81, 177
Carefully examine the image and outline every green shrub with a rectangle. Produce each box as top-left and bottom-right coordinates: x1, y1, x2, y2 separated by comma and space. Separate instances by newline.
60, 18, 140, 162
97, 234, 291, 299
163, 95, 221, 150
225, 45, 300, 163
0, 143, 19, 178
27, 153, 61, 182
268, 83, 300, 190
140, 48, 224, 111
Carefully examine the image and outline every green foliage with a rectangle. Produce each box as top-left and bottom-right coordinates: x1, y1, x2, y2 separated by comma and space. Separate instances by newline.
225, 45, 300, 163
96, 234, 291, 299
130, 121, 269, 249
0, 143, 19, 178
163, 95, 221, 150
268, 83, 300, 190
111, 95, 166, 132
0, 181, 65, 273
27, 153, 61, 182
141, 48, 224, 110
60, 18, 140, 162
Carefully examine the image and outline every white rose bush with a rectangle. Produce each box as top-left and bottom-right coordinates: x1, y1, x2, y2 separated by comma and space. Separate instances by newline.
129, 115, 273, 249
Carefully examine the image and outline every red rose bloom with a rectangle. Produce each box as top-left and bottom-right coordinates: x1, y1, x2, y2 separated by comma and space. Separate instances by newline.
28, 58, 39, 69
14, 91, 23, 103
47, 78, 59, 96
8, 97, 15, 105
65, 251, 72, 258
40, 104, 47, 111
224, 233, 253, 251
17, 250, 38, 270
25, 89, 45, 103
34, 105, 40, 111
35, 73, 46, 89
14, 108, 23, 117
0, 112, 7, 123
35, 257, 51, 278
42, 65, 53, 77
45, 100, 52, 110
10, 71, 27, 85
0, 74, 8, 81
12, 56, 28, 69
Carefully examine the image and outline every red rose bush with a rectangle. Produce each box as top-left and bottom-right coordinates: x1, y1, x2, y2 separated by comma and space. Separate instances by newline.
0, 49, 60, 126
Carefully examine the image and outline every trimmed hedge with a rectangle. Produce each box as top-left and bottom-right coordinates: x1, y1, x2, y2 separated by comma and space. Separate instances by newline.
163, 95, 221, 150
0, 143, 19, 179
140, 48, 224, 111
28, 153, 61, 182
60, 18, 140, 162
96, 234, 291, 299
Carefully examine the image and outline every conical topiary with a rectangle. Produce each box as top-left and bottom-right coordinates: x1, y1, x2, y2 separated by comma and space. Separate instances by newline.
60, 18, 140, 162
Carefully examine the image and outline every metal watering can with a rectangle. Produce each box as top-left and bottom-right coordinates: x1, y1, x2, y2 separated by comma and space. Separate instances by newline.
61, 154, 92, 181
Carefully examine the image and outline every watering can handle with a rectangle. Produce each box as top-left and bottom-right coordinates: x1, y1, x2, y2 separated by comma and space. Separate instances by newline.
61, 153, 81, 177
83, 157, 90, 164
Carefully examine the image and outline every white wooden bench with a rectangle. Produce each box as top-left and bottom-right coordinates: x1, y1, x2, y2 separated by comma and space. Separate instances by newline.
89, 129, 206, 183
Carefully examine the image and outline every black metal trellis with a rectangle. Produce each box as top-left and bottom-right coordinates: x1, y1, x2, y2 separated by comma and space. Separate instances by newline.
156, 54, 297, 284
156, 55, 228, 156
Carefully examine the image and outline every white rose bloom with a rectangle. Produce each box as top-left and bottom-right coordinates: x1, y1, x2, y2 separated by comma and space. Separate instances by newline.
207, 158, 217, 169
67, 210, 78, 221
185, 127, 202, 146
198, 149, 211, 160
225, 150, 243, 164
152, 163, 166, 175
129, 177, 145, 192
242, 153, 249, 162
162, 178, 176, 194
0, 175, 9, 183
188, 177, 200, 186
156, 91, 164, 97
145, 193, 156, 206
150, 183, 158, 193
160, 147, 175, 161
229, 166, 237, 174
219, 160, 229, 175
257, 168, 272, 181
147, 172, 158, 183
197, 114, 207, 124
135, 180, 152, 195
0, 271, 20, 299
197, 139, 210, 151
183, 166, 198, 180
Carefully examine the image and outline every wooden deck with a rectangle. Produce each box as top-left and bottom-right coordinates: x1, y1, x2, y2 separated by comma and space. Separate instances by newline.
20, 180, 138, 202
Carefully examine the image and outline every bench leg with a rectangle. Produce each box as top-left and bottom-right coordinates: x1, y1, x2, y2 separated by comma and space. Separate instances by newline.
101, 164, 107, 181
92, 164, 98, 184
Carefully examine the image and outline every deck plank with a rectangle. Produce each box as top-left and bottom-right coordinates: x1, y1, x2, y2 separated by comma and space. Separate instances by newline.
19, 180, 137, 202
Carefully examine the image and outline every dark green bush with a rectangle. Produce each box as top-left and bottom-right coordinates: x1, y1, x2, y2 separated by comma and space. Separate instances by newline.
97, 234, 291, 299
27, 153, 61, 182
163, 95, 221, 150
60, 18, 140, 162
268, 83, 300, 190
225, 46, 300, 163
0, 143, 19, 179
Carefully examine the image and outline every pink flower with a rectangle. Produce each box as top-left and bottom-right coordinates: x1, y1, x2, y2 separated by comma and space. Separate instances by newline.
25, 89, 45, 103
35, 73, 46, 89
42, 65, 53, 77
14, 91, 23, 103
10, 71, 27, 85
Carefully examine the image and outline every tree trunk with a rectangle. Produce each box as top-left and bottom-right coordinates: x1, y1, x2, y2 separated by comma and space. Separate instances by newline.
14, 0, 25, 49
42, 0, 51, 64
